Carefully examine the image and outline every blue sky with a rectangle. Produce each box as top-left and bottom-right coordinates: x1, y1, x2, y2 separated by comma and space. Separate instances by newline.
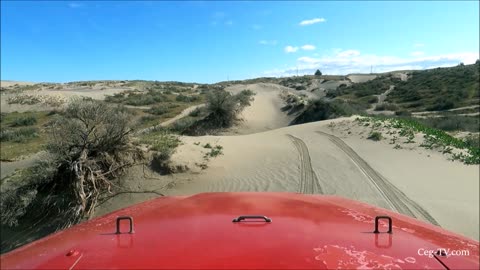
1, 1, 479, 83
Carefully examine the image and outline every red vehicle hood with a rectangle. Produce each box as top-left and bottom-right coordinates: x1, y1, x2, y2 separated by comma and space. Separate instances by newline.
1, 192, 479, 269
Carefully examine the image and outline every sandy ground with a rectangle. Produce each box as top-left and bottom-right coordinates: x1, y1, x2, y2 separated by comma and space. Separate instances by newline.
0, 152, 46, 180
95, 83, 479, 241
0, 81, 35, 87
224, 83, 295, 134
347, 74, 377, 83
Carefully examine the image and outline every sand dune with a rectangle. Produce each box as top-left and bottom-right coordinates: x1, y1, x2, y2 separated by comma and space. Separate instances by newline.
168, 118, 478, 240
0, 81, 35, 87
97, 82, 479, 241
223, 83, 295, 134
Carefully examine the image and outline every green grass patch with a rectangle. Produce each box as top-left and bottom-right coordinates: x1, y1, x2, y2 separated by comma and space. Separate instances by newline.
0, 111, 52, 160
357, 116, 480, 164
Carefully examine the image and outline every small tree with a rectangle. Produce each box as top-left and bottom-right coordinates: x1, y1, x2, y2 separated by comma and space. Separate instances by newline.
314, 69, 322, 76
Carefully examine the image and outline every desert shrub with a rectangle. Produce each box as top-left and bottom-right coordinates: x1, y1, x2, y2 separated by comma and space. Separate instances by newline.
140, 115, 157, 123
464, 134, 480, 149
0, 127, 39, 142
374, 103, 398, 111
426, 97, 455, 111
367, 131, 382, 141
172, 117, 197, 133
204, 145, 223, 158
204, 89, 254, 127
44, 98, 143, 223
10, 116, 37, 127
105, 90, 168, 106
418, 115, 479, 132
291, 99, 362, 125
366, 96, 379, 104
178, 89, 254, 135
148, 106, 169, 115
395, 110, 412, 116
0, 112, 6, 123
175, 94, 199, 102
189, 107, 204, 117
145, 132, 180, 174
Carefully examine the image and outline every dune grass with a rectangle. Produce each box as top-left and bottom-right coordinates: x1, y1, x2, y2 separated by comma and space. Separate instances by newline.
0, 112, 52, 160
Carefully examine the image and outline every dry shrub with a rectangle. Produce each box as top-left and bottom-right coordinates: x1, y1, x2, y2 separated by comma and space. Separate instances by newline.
45, 98, 144, 221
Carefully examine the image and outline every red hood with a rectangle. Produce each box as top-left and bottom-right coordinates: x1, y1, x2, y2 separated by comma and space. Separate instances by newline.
1, 192, 478, 269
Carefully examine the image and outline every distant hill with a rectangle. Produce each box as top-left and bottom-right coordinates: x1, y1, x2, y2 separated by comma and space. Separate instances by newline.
386, 62, 479, 111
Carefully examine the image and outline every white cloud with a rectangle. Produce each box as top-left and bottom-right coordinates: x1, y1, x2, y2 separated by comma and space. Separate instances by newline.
297, 56, 320, 64
259, 40, 278, 45
285, 46, 299, 53
414, 43, 425, 48
264, 49, 479, 77
336, 49, 360, 57
299, 18, 326, 26
411, 51, 425, 56
301, 44, 316, 51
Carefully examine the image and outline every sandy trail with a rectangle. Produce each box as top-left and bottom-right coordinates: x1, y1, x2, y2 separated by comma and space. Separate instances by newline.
412, 105, 480, 116
224, 83, 295, 134
136, 104, 205, 135
316, 131, 439, 225
366, 85, 395, 115
286, 134, 322, 194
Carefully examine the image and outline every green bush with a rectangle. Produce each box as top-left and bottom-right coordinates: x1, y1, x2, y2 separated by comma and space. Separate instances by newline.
148, 106, 169, 115
10, 116, 37, 127
464, 134, 480, 149
374, 103, 398, 111
366, 96, 379, 104
171, 117, 196, 133
176, 94, 199, 102
0, 127, 39, 142
367, 131, 382, 141
291, 99, 362, 125
188, 107, 203, 117
144, 131, 180, 174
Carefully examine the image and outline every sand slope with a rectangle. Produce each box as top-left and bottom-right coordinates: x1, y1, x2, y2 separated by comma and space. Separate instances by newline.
168, 119, 478, 240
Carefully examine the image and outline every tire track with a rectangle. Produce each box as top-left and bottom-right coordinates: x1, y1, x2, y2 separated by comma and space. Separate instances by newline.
286, 134, 323, 194
316, 131, 439, 226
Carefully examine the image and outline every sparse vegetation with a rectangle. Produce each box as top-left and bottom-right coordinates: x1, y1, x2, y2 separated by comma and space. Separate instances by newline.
176, 94, 199, 102
140, 128, 181, 174
180, 89, 255, 135
204, 145, 223, 158
5, 100, 138, 227
291, 99, 363, 125
10, 115, 38, 127
0, 127, 39, 143
355, 116, 480, 164
386, 62, 479, 111
367, 131, 382, 141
